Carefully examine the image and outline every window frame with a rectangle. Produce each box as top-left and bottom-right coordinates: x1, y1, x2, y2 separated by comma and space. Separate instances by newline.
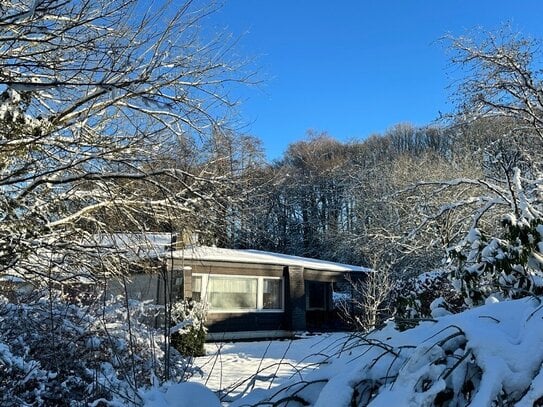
193, 273, 284, 314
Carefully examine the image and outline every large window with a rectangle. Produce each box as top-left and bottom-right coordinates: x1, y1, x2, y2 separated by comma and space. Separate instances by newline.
208, 276, 258, 309
193, 274, 283, 312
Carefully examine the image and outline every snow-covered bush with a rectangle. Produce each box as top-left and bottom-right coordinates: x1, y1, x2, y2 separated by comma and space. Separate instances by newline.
171, 299, 208, 357
449, 218, 543, 306
338, 268, 464, 330
234, 296, 543, 406
390, 269, 464, 324
0, 291, 195, 406
447, 170, 543, 307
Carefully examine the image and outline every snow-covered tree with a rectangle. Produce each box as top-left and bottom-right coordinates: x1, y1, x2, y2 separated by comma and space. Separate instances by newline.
0, 0, 251, 284
435, 30, 543, 306
448, 169, 543, 306
0, 1, 256, 403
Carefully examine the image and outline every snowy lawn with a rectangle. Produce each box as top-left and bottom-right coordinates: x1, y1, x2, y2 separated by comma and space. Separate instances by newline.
144, 297, 543, 406
189, 332, 351, 400
233, 296, 543, 406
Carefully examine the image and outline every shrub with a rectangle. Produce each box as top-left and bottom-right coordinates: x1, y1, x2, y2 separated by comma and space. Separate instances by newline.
0, 291, 195, 406
390, 269, 464, 322
170, 299, 207, 357
449, 218, 543, 307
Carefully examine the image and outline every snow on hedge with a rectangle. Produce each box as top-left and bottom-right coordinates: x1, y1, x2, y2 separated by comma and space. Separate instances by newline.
141, 382, 220, 407
0, 293, 199, 406
233, 296, 543, 406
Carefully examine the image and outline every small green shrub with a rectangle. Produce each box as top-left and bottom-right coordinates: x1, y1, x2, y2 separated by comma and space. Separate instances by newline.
171, 325, 206, 357
170, 299, 207, 357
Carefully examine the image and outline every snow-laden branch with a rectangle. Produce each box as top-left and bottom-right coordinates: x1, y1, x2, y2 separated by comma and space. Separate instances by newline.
0, 0, 254, 284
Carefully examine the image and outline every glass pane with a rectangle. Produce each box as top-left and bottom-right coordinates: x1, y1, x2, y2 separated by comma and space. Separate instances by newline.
263, 279, 282, 309
173, 272, 183, 300
191, 276, 202, 302
307, 281, 326, 309
192, 276, 202, 292
208, 277, 257, 309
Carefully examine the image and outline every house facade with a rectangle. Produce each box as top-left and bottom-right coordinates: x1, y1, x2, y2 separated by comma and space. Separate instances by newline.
106, 234, 368, 339
163, 246, 367, 340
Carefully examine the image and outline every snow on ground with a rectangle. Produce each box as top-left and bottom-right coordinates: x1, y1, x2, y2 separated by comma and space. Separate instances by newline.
142, 382, 222, 407
233, 297, 543, 406
190, 333, 350, 401
143, 297, 543, 406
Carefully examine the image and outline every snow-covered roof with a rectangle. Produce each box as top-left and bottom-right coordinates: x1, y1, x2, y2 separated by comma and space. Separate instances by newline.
168, 246, 369, 273
100, 232, 175, 259
98, 233, 369, 272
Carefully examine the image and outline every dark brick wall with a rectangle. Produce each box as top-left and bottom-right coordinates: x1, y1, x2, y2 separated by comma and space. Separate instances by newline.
287, 266, 306, 331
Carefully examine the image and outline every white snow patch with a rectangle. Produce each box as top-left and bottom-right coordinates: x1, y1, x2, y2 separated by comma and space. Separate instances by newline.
142, 382, 220, 407
191, 333, 349, 400
232, 297, 543, 406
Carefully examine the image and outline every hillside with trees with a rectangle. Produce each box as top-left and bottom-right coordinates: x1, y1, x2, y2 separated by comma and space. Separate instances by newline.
227, 30, 543, 406
2, 0, 543, 405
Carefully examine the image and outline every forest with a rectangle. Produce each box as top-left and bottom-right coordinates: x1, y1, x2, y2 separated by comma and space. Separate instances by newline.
2, 0, 543, 406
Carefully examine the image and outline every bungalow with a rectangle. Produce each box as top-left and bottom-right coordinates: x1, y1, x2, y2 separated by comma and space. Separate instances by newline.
121, 243, 368, 340
0, 232, 368, 339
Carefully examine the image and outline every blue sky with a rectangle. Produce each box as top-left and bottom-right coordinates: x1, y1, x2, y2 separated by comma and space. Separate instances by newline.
206, 1, 543, 159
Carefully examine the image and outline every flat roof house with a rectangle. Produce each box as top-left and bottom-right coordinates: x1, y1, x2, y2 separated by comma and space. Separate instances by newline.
109, 235, 368, 340
171, 246, 367, 339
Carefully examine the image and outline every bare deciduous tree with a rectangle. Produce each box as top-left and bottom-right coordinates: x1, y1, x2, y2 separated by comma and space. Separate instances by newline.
337, 253, 393, 332
0, 0, 253, 284
448, 28, 543, 146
